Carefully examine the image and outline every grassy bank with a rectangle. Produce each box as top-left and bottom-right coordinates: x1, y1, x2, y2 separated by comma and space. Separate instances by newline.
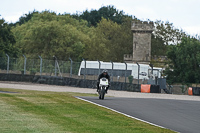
0, 88, 174, 133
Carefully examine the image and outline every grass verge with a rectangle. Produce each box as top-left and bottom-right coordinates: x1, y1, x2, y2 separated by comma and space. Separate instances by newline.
0, 88, 175, 133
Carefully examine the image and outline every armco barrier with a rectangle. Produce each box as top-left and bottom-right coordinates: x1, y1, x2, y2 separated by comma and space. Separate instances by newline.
0, 73, 140, 92
188, 87, 200, 96
141, 84, 161, 93
150, 85, 160, 93
0, 73, 34, 82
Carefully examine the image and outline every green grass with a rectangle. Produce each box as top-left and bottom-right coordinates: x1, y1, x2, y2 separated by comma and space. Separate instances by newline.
0, 88, 175, 133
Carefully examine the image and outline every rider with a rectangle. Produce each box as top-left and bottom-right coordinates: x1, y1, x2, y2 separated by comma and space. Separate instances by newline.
97, 69, 110, 93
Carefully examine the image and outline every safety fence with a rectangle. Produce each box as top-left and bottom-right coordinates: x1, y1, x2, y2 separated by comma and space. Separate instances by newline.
0, 56, 80, 77
1, 56, 190, 94
0, 56, 148, 84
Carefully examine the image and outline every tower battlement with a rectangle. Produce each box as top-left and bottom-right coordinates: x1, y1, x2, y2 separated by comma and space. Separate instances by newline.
131, 21, 154, 33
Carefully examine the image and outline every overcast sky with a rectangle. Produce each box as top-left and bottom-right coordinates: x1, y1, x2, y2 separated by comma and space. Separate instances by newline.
1, 0, 200, 36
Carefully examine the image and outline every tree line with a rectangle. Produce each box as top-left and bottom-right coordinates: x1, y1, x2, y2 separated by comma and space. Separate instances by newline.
1, 5, 200, 85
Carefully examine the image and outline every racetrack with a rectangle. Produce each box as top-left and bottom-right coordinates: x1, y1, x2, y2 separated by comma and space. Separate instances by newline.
1, 81, 200, 133
78, 96, 200, 133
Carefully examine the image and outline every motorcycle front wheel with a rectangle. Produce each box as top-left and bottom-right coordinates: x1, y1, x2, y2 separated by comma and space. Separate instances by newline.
100, 87, 105, 100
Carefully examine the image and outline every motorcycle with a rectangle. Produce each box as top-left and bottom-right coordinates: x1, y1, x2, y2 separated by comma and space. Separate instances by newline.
98, 78, 109, 100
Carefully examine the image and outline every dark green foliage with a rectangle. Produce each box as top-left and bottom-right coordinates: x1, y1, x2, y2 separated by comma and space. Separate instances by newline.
151, 34, 166, 56
0, 18, 20, 57
164, 36, 200, 84
73, 5, 131, 27
128, 75, 133, 84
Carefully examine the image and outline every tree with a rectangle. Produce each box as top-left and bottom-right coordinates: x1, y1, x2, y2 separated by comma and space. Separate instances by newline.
154, 20, 186, 45
151, 34, 166, 56
74, 5, 129, 27
164, 36, 200, 84
12, 11, 91, 61
83, 18, 132, 62
151, 20, 187, 57
0, 18, 19, 57
83, 25, 109, 61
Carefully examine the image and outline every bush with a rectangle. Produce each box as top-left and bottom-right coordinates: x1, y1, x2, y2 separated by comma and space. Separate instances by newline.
30, 68, 37, 75
128, 75, 133, 84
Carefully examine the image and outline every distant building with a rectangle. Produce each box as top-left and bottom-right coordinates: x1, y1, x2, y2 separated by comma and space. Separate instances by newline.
124, 21, 154, 64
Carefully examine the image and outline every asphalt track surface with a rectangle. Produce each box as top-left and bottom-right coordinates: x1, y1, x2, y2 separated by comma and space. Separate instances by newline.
78, 96, 200, 133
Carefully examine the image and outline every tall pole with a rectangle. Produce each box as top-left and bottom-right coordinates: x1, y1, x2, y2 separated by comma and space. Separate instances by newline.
53, 55, 57, 76
83, 58, 86, 80
69, 58, 73, 77
23, 55, 26, 75
149, 63, 153, 77
5, 54, 9, 74
38, 56, 42, 76
56, 60, 62, 77
124, 62, 127, 83
110, 61, 114, 82
97, 60, 101, 75
136, 62, 140, 86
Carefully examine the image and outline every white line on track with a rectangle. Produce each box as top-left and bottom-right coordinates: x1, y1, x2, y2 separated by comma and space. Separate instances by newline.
76, 97, 173, 130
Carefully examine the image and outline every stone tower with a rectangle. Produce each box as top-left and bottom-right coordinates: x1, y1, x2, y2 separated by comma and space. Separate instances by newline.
129, 21, 154, 64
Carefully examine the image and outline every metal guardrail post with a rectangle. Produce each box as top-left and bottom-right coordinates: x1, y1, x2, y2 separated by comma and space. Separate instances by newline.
124, 62, 127, 83
97, 60, 101, 75
5, 54, 9, 74
83, 58, 86, 80
149, 63, 154, 80
38, 56, 42, 76
53, 55, 57, 76
56, 61, 62, 77
149, 63, 153, 75
110, 61, 113, 82
53, 55, 62, 77
23, 55, 26, 75
136, 62, 140, 86
69, 58, 73, 77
